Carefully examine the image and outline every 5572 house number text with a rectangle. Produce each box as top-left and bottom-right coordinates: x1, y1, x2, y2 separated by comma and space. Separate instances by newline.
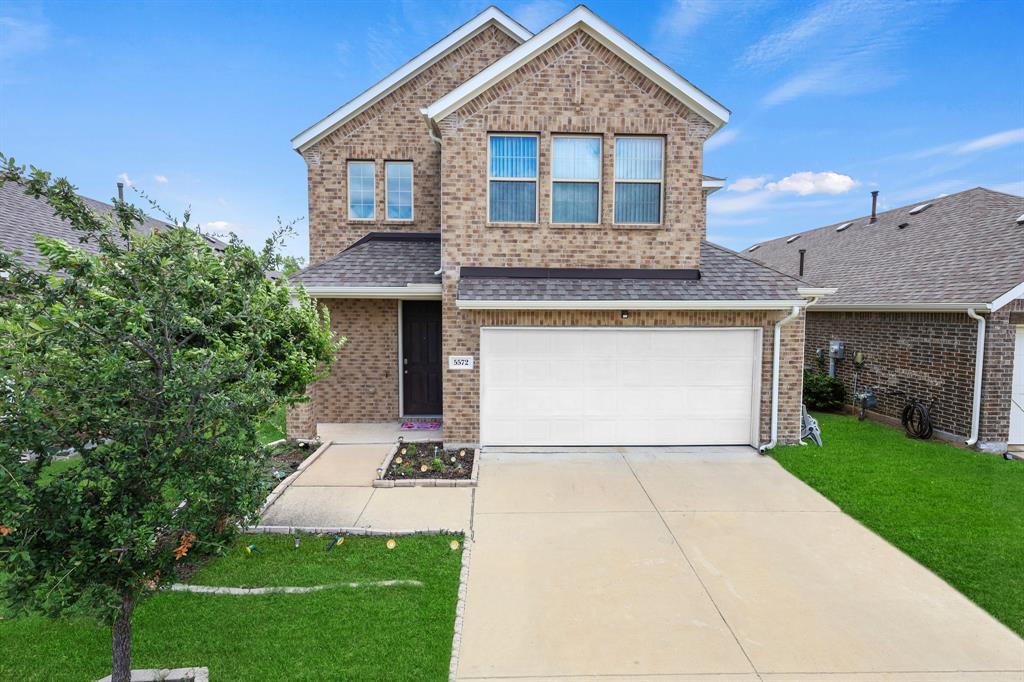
448, 356, 474, 370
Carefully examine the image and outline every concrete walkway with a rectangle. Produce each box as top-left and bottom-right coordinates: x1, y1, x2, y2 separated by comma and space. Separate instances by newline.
261, 441, 472, 531
456, 448, 1024, 681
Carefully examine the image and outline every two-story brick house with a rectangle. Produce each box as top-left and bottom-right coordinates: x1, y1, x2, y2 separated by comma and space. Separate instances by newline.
287, 5, 829, 448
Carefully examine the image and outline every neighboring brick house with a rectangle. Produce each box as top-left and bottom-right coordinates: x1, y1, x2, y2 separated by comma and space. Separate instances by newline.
750, 188, 1024, 452
288, 6, 828, 448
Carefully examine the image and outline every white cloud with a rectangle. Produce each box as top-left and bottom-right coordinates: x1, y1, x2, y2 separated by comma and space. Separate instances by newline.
727, 176, 768, 193
745, 0, 947, 107
154, 175, 168, 184
656, 0, 719, 42
765, 171, 858, 195
704, 128, 739, 151
204, 220, 236, 232
510, 0, 568, 32
0, 16, 50, 61
708, 190, 775, 214
117, 172, 133, 187
955, 128, 1024, 155
991, 180, 1024, 197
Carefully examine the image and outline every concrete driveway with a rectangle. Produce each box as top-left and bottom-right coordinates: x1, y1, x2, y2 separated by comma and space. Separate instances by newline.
456, 447, 1024, 681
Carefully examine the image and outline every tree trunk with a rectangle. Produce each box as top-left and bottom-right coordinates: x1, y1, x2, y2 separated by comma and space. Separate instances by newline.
111, 591, 135, 682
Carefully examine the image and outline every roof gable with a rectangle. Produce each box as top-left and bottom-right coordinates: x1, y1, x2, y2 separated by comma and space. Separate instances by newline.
423, 5, 729, 131
291, 7, 532, 152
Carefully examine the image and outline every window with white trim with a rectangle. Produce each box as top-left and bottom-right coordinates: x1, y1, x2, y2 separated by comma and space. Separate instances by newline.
614, 137, 663, 224
551, 135, 601, 224
488, 134, 537, 223
385, 161, 413, 221
348, 161, 375, 220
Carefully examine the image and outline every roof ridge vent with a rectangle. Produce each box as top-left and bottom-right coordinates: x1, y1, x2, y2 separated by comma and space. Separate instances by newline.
786, 235, 801, 244
909, 202, 932, 215
836, 221, 853, 232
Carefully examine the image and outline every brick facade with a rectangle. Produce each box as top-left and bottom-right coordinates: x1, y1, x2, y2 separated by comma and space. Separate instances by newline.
436, 29, 804, 445
804, 301, 1023, 447
302, 25, 520, 265
291, 22, 808, 446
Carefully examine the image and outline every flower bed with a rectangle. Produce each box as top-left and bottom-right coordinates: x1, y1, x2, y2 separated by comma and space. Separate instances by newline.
382, 441, 475, 481
262, 440, 317, 494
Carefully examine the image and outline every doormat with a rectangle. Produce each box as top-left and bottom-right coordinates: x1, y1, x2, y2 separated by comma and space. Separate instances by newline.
401, 420, 442, 430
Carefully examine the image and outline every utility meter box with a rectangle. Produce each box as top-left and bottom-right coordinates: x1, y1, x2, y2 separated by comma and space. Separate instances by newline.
829, 340, 845, 360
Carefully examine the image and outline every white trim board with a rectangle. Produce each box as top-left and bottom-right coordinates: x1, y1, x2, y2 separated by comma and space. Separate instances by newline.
812, 303, 994, 313
291, 7, 532, 151
422, 6, 730, 131
457, 299, 809, 311
305, 285, 442, 299
990, 280, 1024, 313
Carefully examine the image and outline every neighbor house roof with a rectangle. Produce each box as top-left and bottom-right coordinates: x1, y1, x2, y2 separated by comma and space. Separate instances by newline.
422, 5, 730, 133
291, 7, 532, 152
456, 242, 814, 310
747, 187, 1024, 311
0, 181, 228, 272
289, 232, 441, 298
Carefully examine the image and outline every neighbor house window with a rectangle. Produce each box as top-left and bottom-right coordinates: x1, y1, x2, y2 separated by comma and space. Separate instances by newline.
551, 135, 601, 224
614, 137, 663, 224
386, 161, 413, 221
488, 134, 537, 223
348, 161, 375, 220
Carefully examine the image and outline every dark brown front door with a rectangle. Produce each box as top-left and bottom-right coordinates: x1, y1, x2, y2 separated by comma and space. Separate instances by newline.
402, 301, 442, 415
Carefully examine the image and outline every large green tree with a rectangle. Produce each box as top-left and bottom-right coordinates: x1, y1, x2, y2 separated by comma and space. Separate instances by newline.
0, 158, 336, 681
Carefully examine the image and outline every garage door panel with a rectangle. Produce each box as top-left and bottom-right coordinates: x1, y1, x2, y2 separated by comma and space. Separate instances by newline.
481, 328, 759, 446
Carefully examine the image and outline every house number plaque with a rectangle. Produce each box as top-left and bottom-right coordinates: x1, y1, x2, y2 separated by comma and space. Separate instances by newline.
448, 356, 474, 370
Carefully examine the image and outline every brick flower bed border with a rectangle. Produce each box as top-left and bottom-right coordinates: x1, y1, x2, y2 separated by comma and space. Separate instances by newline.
372, 442, 479, 488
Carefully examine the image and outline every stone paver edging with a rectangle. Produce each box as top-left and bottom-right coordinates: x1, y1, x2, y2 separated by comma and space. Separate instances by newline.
259, 440, 330, 514
372, 444, 480, 488
96, 667, 208, 682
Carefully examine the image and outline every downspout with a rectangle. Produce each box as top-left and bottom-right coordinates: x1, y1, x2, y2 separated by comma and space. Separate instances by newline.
759, 305, 802, 454
965, 307, 986, 447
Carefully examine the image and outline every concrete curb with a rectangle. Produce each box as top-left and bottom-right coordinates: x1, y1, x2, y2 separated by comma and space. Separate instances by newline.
448, 536, 473, 682
247, 524, 472, 539
373, 447, 480, 488
259, 440, 330, 516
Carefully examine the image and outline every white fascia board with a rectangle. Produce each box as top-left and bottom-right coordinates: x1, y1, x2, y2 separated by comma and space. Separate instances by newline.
424, 6, 730, 130
291, 8, 532, 151
701, 179, 725, 194
456, 299, 806, 311
812, 303, 994, 313
304, 285, 442, 299
989, 280, 1024, 312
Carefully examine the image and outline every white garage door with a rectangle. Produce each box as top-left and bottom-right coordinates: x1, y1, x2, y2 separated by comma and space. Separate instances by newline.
480, 327, 762, 446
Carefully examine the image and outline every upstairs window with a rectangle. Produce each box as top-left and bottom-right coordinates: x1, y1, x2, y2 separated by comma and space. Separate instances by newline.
348, 161, 375, 220
488, 134, 537, 223
386, 161, 413, 221
551, 136, 601, 224
614, 137, 664, 224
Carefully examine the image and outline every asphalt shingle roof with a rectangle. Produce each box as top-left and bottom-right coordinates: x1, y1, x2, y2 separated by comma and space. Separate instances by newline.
457, 242, 807, 301
0, 181, 227, 271
748, 188, 1024, 306
290, 232, 441, 288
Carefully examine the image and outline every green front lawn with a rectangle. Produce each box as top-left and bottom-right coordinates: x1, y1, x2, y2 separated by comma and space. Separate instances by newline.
257, 403, 287, 445
774, 413, 1024, 636
1, 533, 463, 681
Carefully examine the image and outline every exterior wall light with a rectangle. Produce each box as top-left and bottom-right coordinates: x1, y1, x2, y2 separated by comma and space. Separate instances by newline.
621, 310, 630, 320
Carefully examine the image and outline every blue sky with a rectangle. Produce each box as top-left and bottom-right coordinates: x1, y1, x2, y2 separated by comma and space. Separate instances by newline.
1, 0, 1022, 257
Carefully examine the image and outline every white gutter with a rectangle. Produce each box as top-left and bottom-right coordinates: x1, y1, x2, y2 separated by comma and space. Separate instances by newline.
759, 305, 802, 453
304, 284, 442, 299
965, 307, 986, 447
456, 298, 810, 311
813, 302, 992, 312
